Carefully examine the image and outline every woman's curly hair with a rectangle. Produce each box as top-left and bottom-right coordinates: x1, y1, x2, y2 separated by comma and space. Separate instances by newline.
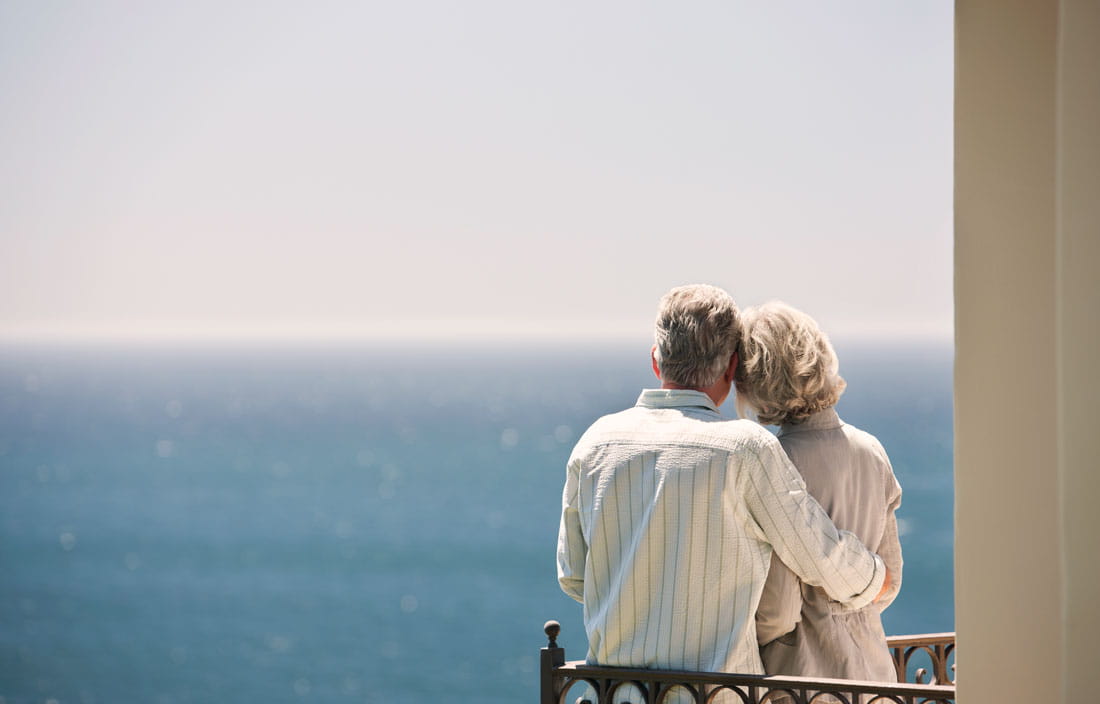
734, 301, 846, 426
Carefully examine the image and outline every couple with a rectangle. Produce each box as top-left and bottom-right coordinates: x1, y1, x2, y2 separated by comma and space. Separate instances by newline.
556, 284, 902, 700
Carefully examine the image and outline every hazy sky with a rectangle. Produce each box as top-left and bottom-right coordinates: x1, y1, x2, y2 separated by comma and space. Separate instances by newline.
0, 1, 953, 343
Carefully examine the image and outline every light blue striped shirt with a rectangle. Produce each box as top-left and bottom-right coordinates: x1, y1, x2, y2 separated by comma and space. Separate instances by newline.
557, 389, 885, 677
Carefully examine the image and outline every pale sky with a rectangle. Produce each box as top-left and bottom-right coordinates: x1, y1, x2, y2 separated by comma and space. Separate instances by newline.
0, 1, 953, 343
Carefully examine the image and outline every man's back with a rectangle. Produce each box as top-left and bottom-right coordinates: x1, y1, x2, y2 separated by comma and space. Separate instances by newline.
558, 389, 883, 676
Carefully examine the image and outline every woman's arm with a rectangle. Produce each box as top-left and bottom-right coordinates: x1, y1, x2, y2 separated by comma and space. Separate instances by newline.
875, 471, 904, 610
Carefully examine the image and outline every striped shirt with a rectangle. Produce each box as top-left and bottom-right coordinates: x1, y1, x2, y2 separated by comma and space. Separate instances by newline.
557, 389, 885, 677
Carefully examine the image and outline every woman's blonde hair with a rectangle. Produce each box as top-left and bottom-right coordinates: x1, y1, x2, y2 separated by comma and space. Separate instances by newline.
734, 301, 846, 425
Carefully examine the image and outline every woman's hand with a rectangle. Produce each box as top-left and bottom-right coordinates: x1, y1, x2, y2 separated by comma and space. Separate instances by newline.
874, 567, 892, 603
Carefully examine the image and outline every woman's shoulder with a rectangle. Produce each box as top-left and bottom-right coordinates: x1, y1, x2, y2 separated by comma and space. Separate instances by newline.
835, 421, 900, 487
837, 421, 884, 450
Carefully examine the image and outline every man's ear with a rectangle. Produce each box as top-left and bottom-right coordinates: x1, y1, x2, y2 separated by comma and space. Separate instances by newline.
651, 346, 662, 381
724, 352, 738, 382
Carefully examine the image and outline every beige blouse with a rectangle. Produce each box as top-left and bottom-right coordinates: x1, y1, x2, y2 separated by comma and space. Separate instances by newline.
756, 407, 903, 684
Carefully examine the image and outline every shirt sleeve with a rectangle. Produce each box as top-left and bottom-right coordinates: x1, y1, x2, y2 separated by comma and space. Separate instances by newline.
755, 551, 802, 646
556, 458, 586, 603
740, 436, 885, 610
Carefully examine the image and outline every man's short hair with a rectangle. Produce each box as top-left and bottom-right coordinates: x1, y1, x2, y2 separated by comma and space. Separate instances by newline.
653, 284, 741, 389
734, 301, 847, 425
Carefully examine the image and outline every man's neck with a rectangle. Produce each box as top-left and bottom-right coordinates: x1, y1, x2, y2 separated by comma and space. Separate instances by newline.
660, 381, 729, 407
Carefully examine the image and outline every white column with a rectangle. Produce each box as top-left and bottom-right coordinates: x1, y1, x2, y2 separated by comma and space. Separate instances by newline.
1055, 1, 1100, 700
955, 1, 1100, 701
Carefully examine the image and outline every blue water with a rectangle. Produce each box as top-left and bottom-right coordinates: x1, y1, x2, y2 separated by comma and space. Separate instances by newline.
0, 341, 953, 703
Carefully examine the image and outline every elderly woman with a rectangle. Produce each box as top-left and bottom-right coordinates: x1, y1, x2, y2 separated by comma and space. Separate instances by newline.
736, 302, 903, 686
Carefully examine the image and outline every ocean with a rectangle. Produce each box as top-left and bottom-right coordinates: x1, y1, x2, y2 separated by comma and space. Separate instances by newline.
0, 340, 954, 703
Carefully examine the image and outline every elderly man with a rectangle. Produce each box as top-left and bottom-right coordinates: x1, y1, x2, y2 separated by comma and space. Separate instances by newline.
557, 284, 888, 682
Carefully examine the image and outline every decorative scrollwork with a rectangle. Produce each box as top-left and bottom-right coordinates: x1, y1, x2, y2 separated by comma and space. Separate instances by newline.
608, 678, 649, 704
558, 676, 599, 704
888, 634, 956, 688
706, 685, 752, 704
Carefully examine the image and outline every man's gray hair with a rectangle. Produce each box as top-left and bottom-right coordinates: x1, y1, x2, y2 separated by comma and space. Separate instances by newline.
653, 284, 741, 389
734, 301, 846, 425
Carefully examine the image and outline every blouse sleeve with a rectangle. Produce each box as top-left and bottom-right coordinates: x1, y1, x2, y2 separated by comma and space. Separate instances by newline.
874, 468, 904, 611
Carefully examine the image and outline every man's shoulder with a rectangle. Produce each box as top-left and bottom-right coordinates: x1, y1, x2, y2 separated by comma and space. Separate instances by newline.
699, 417, 782, 455
572, 405, 782, 455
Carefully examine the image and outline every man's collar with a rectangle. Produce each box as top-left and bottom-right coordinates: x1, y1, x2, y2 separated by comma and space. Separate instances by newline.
635, 388, 721, 414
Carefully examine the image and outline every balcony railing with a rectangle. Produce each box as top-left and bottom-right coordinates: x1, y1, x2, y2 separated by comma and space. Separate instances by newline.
886, 632, 955, 689
540, 621, 956, 704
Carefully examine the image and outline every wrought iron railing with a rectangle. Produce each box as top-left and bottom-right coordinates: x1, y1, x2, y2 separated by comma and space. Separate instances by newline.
540, 621, 956, 704
886, 632, 955, 688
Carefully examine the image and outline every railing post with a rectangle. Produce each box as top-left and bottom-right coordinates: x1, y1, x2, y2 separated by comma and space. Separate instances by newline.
541, 620, 566, 704
890, 642, 906, 683
933, 642, 949, 686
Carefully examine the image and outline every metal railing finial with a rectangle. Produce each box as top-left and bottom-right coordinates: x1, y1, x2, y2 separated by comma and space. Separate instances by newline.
544, 620, 560, 648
